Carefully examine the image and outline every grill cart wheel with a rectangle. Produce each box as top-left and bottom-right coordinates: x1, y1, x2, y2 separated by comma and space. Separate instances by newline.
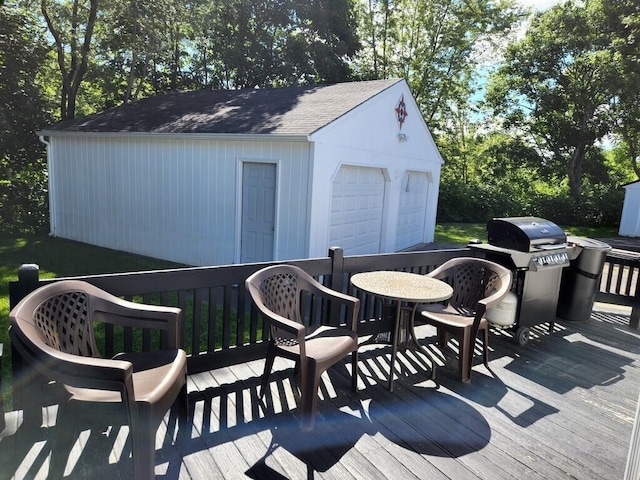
515, 326, 530, 346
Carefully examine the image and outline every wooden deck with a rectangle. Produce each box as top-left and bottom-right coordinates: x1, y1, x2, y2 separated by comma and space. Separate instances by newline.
1, 306, 639, 479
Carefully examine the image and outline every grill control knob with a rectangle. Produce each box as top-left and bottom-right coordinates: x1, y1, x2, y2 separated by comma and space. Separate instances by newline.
533, 252, 568, 267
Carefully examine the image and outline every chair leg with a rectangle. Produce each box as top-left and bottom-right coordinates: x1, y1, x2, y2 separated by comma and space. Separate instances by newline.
20, 370, 46, 432
131, 413, 156, 480
177, 383, 188, 425
50, 401, 77, 478
351, 350, 358, 391
173, 383, 190, 446
302, 361, 321, 431
259, 344, 276, 400
438, 328, 448, 348
483, 327, 490, 369
459, 328, 472, 383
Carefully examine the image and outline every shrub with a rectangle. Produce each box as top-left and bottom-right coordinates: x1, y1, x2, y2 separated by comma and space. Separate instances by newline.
0, 161, 49, 234
437, 179, 622, 227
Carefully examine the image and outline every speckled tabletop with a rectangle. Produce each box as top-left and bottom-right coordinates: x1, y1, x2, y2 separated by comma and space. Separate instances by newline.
350, 270, 453, 303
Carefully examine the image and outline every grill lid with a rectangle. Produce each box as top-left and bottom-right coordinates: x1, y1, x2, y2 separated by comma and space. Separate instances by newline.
487, 217, 566, 252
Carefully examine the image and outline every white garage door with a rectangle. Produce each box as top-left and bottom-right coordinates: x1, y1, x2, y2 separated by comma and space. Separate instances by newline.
396, 171, 429, 250
330, 166, 386, 255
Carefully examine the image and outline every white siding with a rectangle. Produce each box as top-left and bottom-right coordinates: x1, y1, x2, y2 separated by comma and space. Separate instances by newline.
620, 182, 640, 237
46, 79, 443, 264
307, 80, 442, 257
49, 136, 311, 266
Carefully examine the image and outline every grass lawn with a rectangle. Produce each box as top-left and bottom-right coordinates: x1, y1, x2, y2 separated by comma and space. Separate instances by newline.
0, 232, 184, 323
0, 223, 620, 408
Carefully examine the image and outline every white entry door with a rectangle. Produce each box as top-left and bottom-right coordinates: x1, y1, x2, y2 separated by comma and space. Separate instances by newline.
241, 163, 276, 263
330, 165, 386, 255
396, 171, 429, 250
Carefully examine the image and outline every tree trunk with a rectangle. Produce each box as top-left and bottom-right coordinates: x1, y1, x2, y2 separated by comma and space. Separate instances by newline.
41, 0, 98, 120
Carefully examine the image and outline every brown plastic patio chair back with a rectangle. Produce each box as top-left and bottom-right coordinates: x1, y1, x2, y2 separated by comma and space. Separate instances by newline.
9, 280, 188, 480
417, 258, 512, 382
246, 264, 360, 430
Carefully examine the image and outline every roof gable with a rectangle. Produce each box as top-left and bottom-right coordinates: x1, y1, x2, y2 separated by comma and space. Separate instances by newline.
44, 79, 402, 136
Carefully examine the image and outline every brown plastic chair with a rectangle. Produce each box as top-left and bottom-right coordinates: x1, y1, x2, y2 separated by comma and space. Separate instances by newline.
246, 264, 360, 429
9, 280, 188, 479
416, 258, 512, 382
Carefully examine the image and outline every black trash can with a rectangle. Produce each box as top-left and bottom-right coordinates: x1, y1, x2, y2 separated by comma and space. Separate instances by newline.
557, 237, 612, 322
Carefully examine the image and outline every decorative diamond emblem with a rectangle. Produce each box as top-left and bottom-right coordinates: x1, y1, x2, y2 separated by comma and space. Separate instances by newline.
395, 94, 408, 129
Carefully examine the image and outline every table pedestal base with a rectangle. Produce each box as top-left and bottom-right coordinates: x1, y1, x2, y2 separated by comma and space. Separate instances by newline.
360, 302, 437, 392
388, 303, 437, 392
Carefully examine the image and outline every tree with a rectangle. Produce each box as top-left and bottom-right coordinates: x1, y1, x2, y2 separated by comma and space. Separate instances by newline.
437, 125, 547, 222
0, 4, 51, 232
91, 0, 360, 102
352, 0, 522, 131
40, 0, 98, 119
298, 0, 360, 83
486, 1, 623, 199
604, 0, 640, 179
186, 0, 360, 89
94, 0, 191, 105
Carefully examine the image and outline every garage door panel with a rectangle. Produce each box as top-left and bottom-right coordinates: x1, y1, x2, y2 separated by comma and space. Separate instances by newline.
330, 166, 385, 255
396, 172, 428, 250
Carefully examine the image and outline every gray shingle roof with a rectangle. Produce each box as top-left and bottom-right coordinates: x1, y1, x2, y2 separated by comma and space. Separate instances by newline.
44, 79, 402, 135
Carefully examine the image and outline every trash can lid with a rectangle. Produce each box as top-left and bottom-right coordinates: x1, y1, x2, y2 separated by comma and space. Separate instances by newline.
567, 236, 612, 250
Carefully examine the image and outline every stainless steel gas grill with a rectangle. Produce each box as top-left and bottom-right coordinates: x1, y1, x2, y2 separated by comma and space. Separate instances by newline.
469, 217, 572, 345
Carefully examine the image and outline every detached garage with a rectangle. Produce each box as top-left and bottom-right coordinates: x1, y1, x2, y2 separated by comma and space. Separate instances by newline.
38, 78, 444, 266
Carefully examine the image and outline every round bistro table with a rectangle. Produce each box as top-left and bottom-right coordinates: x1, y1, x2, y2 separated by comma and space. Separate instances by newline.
351, 271, 453, 391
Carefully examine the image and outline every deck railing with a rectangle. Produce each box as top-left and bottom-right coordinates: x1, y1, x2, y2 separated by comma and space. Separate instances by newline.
596, 249, 640, 329
8, 247, 471, 376
8, 245, 639, 378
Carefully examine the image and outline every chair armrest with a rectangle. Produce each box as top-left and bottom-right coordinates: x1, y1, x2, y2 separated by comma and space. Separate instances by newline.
426, 264, 451, 281
305, 283, 360, 331
91, 296, 182, 349
479, 274, 513, 312
48, 347, 134, 388
12, 324, 133, 392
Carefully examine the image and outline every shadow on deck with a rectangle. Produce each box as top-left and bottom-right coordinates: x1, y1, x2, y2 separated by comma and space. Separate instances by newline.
1, 308, 639, 479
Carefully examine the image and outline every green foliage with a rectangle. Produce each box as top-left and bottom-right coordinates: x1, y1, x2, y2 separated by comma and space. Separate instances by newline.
90, 0, 360, 108
39, 0, 98, 119
437, 177, 624, 228
485, 0, 638, 198
605, 0, 640, 178
606, 143, 640, 185
2, 0, 637, 237
0, 161, 49, 233
0, 6, 51, 233
437, 125, 625, 227
352, 0, 524, 130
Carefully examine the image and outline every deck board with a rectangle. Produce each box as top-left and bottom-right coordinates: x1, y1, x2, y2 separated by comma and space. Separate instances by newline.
0, 307, 638, 479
